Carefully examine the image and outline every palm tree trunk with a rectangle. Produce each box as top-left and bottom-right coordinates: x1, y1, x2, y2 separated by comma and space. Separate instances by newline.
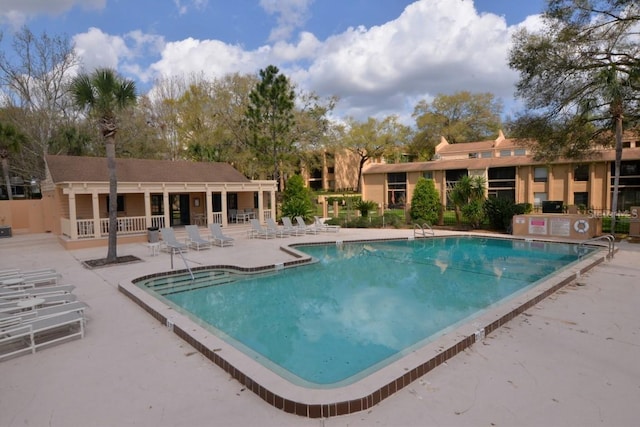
1, 157, 13, 201
610, 113, 623, 235
106, 139, 118, 262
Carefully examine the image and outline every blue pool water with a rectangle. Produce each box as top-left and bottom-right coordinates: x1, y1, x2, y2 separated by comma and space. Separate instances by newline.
140, 237, 591, 387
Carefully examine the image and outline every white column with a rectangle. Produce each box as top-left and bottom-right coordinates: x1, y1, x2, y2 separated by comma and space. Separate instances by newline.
92, 192, 101, 237
144, 191, 151, 228
69, 192, 78, 240
205, 189, 212, 225
163, 190, 170, 228
258, 190, 265, 222
221, 189, 228, 227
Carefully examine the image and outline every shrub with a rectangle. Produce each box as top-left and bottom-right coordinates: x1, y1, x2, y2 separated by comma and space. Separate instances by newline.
484, 197, 516, 231
354, 199, 378, 217
281, 175, 314, 221
514, 202, 532, 215
410, 177, 441, 225
461, 199, 485, 228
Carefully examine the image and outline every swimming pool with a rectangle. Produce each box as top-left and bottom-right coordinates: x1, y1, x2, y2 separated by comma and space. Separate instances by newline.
133, 237, 596, 390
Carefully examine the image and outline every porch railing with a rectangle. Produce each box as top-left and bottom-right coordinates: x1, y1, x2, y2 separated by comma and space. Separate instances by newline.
67, 215, 166, 239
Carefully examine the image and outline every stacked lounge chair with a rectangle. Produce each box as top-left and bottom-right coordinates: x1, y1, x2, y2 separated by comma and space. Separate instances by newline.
0, 268, 88, 361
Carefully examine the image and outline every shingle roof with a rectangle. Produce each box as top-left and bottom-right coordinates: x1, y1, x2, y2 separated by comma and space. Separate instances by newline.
45, 155, 251, 183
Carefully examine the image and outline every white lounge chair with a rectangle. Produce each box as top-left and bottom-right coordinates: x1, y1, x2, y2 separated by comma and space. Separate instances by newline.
314, 216, 341, 233
281, 217, 305, 236
0, 268, 60, 287
295, 216, 319, 234
185, 225, 211, 251
249, 219, 276, 239
266, 217, 288, 238
0, 311, 85, 361
0, 293, 78, 314
208, 224, 234, 247
0, 301, 87, 329
160, 227, 188, 254
0, 284, 76, 300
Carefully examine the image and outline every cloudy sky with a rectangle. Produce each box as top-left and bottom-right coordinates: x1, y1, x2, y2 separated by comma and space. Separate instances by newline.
0, 0, 546, 125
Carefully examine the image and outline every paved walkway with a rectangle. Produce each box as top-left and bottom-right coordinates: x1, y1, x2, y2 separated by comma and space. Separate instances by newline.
0, 229, 639, 426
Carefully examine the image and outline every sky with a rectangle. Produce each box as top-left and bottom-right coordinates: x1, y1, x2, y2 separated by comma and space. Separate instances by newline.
0, 0, 548, 126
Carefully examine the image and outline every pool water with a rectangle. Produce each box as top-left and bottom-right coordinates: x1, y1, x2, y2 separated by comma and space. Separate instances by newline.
140, 237, 590, 387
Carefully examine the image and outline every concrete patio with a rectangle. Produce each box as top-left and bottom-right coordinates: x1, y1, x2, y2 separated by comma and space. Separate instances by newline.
0, 228, 638, 426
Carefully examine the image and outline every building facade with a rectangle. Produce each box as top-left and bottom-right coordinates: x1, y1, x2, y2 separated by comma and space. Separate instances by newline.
42, 155, 277, 249
362, 131, 640, 213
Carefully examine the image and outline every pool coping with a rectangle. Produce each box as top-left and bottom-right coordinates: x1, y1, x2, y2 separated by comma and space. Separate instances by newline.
118, 235, 609, 418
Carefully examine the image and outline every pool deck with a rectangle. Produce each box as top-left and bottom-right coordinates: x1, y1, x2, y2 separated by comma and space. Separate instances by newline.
1, 228, 639, 426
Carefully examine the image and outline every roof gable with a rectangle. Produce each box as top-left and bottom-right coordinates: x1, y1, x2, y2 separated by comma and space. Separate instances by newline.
45, 155, 251, 184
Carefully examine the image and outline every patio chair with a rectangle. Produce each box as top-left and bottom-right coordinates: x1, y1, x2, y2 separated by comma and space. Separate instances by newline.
0, 310, 85, 361
208, 223, 234, 247
185, 225, 211, 251
249, 219, 276, 239
314, 216, 341, 233
160, 227, 188, 254
266, 217, 288, 238
295, 216, 319, 235
281, 217, 305, 236
228, 209, 238, 223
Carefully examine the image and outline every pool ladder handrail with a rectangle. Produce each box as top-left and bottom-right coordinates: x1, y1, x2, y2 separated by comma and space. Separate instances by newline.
170, 249, 195, 280
578, 234, 615, 259
414, 223, 435, 238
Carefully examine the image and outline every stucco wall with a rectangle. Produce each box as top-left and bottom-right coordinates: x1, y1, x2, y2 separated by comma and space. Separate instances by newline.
0, 199, 49, 235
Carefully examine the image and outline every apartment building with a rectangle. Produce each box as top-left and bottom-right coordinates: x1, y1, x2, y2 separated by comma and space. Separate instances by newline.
361, 131, 640, 212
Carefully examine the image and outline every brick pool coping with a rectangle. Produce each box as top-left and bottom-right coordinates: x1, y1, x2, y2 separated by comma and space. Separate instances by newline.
118, 235, 608, 418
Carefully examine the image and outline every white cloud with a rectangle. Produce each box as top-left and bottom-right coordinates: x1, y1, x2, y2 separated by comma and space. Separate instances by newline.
80, 0, 542, 124
173, 0, 208, 16
0, 0, 104, 28
260, 0, 314, 42
73, 27, 131, 72
300, 0, 520, 121
149, 37, 267, 82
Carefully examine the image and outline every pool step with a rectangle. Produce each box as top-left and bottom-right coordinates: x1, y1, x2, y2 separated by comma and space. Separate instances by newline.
145, 271, 239, 295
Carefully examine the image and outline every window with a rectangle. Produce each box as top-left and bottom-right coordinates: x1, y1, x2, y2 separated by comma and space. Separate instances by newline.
387, 172, 407, 208
574, 164, 589, 181
574, 192, 588, 207
488, 167, 516, 201
611, 160, 640, 211
468, 152, 478, 159
514, 149, 526, 156
534, 192, 548, 207
500, 150, 512, 157
151, 195, 164, 215
480, 151, 493, 158
422, 171, 433, 180
534, 167, 548, 182
106, 195, 125, 212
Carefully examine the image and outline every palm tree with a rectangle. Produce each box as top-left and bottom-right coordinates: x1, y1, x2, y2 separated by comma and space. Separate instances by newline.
0, 122, 27, 200
71, 68, 136, 263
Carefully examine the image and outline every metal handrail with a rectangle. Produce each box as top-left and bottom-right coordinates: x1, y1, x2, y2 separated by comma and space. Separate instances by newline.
170, 249, 195, 280
579, 234, 615, 259
413, 223, 434, 238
